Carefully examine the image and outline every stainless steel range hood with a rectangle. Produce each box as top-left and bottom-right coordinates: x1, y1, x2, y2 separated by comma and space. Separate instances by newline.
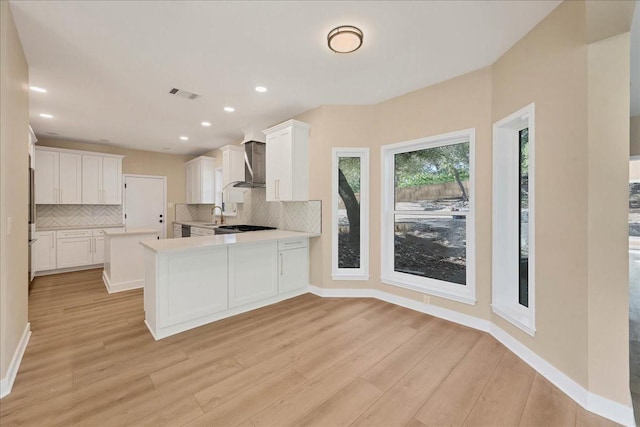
233, 140, 265, 188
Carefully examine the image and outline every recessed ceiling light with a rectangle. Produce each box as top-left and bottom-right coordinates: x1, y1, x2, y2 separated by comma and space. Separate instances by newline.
180, 136, 189, 141
30, 86, 47, 93
255, 86, 267, 93
201, 121, 211, 127
223, 106, 235, 113
327, 25, 363, 54
40, 113, 53, 119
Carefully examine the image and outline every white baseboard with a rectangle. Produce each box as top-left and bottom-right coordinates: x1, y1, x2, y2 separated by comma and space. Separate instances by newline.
35, 264, 103, 277
307, 285, 635, 427
102, 271, 143, 294
0, 323, 31, 399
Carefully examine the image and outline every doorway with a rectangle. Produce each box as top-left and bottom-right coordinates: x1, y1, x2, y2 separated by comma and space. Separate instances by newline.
123, 174, 167, 239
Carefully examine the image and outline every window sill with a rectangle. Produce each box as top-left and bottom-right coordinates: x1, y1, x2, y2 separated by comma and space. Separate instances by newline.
331, 274, 370, 281
380, 275, 476, 306
492, 304, 535, 336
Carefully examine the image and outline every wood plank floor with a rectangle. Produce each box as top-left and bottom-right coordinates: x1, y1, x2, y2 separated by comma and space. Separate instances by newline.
0, 269, 619, 426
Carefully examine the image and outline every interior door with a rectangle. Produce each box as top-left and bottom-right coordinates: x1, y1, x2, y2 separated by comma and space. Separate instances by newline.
124, 175, 166, 238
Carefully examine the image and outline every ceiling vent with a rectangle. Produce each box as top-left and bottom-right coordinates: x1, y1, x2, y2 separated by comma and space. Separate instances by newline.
168, 88, 200, 100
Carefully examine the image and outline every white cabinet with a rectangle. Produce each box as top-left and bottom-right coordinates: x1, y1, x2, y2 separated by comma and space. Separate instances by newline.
82, 155, 123, 205
35, 149, 82, 204
185, 156, 216, 204
34, 231, 56, 271
36, 147, 123, 205
35, 149, 58, 204
57, 236, 93, 269
92, 235, 105, 264
263, 120, 310, 202
173, 223, 182, 238
220, 145, 247, 205
278, 239, 309, 293
228, 241, 278, 308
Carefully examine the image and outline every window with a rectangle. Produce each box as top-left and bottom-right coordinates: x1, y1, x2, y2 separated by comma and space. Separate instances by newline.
332, 148, 369, 280
381, 129, 476, 304
631, 158, 640, 246
493, 103, 535, 336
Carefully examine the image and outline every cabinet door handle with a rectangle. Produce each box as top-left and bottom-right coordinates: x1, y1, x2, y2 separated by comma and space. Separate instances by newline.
280, 253, 283, 276
51, 236, 54, 249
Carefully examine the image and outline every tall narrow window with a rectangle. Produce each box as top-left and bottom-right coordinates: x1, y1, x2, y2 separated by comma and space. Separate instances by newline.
519, 128, 529, 307
493, 103, 535, 336
332, 148, 369, 280
381, 129, 476, 304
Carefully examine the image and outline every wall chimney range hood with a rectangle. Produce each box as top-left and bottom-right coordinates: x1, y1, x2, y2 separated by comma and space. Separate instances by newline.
233, 140, 266, 188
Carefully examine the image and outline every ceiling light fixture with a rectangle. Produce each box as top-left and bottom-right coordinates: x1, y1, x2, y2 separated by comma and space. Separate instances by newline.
224, 106, 235, 112
327, 25, 363, 54
180, 136, 189, 141
40, 113, 53, 119
30, 86, 47, 93
255, 86, 267, 93
201, 121, 211, 127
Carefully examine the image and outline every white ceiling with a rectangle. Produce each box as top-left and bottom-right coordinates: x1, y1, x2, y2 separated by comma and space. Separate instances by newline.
10, 0, 562, 155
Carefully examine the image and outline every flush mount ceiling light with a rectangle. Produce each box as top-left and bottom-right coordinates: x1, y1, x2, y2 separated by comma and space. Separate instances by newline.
224, 106, 235, 112
255, 86, 267, 93
327, 25, 363, 54
179, 136, 189, 141
201, 121, 211, 127
40, 113, 53, 119
30, 86, 47, 93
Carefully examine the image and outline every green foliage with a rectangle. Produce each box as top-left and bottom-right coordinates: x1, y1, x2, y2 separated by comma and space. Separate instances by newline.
338, 157, 361, 193
394, 142, 469, 188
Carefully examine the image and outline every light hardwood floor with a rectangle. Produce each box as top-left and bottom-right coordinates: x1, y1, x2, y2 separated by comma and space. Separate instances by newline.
0, 269, 620, 426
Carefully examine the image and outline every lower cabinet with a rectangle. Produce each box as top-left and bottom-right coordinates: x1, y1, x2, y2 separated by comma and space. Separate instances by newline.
279, 246, 309, 294
228, 241, 278, 308
92, 236, 105, 264
34, 231, 57, 271
57, 237, 93, 269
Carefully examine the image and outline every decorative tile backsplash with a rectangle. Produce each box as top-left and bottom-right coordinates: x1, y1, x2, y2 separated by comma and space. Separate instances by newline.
36, 204, 123, 227
175, 188, 321, 234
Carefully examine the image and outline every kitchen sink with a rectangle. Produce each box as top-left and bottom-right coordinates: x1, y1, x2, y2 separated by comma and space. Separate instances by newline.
214, 225, 276, 234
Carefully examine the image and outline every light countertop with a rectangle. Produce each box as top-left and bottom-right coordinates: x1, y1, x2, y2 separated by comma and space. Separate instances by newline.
36, 224, 125, 232
141, 229, 319, 254
103, 227, 158, 237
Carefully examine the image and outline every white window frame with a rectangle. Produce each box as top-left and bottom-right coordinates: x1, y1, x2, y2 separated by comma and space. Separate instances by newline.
332, 148, 370, 280
630, 159, 640, 249
492, 103, 536, 336
381, 129, 476, 305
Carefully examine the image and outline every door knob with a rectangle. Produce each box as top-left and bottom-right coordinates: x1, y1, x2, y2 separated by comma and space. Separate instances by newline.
159, 220, 163, 223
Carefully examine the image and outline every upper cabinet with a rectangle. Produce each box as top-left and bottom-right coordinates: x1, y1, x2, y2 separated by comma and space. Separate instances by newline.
82, 155, 123, 205
35, 149, 82, 204
185, 156, 216, 204
263, 119, 310, 202
35, 146, 123, 205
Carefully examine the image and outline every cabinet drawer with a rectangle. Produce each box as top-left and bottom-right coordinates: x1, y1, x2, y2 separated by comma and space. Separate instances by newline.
278, 238, 308, 251
57, 229, 92, 238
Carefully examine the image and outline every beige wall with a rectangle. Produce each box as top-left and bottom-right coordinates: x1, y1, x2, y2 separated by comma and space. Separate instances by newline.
0, 0, 30, 379
492, 0, 590, 388
632, 116, 640, 156
35, 139, 192, 237
587, 32, 631, 405
294, 0, 630, 406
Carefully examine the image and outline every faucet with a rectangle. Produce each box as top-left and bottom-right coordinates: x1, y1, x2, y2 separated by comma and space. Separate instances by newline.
211, 205, 224, 225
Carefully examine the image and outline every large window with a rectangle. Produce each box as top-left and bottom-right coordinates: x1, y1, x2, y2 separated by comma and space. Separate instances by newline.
631, 157, 640, 246
332, 148, 369, 280
381, 129, 475, 304
493, 103, 535, 336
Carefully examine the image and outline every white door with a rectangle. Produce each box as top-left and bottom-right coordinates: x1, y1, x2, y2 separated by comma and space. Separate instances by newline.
35, 150, 59, 204
58, 153, 82, 204
124, 175, 166, 238
82, 155, 102, 204
57, 237, 93, 268
102, 157, 122, 204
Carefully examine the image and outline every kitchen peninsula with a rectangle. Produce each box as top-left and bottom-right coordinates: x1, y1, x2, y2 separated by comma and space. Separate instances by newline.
141, 229, 317, 339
